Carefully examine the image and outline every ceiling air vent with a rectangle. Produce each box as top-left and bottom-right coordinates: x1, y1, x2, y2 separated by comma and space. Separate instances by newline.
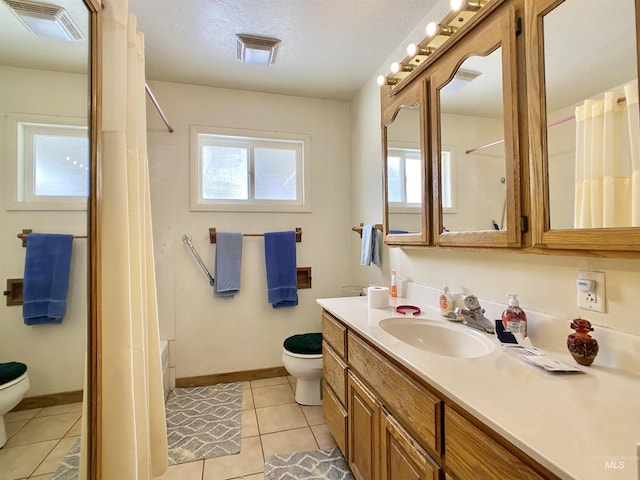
236, 34, 281, 65
3, 0, 84, 41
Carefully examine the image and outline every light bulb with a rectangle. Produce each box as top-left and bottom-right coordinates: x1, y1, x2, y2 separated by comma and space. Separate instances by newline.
426, 22, 439, 37
391, 62, 401, 74
377, 75, 386, 86
407, 44, 435, 57
450, 0, 464, 10
407, 43, 417, 56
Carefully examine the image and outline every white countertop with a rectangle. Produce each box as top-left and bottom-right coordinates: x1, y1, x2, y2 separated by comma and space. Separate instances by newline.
317, 295, 640, 480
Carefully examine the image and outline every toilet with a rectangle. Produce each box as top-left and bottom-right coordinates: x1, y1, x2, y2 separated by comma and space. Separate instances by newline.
282, 333, 323, 406
0, 362, 29, 447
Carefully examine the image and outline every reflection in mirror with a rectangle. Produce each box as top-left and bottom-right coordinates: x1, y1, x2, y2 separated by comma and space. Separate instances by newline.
545, 0, 639, 229
387, 104, 423, 235
439, 47, 506, 232
0, 0, 90, 474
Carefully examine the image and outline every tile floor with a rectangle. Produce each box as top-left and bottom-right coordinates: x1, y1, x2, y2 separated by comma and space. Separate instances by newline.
159, 375, 337, 480
0, 402, 82, 480
0, 376, 336, 480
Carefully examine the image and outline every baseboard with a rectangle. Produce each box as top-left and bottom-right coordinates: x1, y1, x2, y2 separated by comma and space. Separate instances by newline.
12, 390, 83, 411
176, 366, 289, 388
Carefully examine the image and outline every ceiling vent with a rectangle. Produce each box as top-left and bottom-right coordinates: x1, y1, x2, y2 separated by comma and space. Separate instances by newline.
236, 34, 281, 65
3, 0, 84, 41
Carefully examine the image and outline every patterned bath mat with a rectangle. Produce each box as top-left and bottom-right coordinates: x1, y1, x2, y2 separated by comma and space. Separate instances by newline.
166, 382, 242, 465
264, 446, 354, 480
52, 438, 80, 480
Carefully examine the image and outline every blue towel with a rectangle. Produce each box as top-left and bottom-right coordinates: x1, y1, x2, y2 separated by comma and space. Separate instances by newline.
22, 233, 73, 325
264, 231, 298, 308
360, 225, 382, 266
214, 232, 243, 297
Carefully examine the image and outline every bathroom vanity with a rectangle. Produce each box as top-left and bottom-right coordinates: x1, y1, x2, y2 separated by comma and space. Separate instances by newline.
318, 295, 640, 480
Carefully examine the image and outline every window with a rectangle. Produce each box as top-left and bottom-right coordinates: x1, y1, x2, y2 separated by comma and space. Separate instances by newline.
5, 113, 89, 211
441, 149, 457, 213
190, 126, 311, 212
387, 147, 422, 210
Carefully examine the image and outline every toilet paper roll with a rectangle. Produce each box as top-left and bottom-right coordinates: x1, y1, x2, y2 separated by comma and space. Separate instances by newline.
368, 286, 390, 309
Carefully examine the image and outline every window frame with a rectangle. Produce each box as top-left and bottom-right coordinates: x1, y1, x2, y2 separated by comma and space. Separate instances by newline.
5, 113, 89, 211
190, 125, 312, 212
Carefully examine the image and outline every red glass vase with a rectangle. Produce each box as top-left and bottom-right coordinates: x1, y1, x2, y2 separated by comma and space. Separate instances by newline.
567, 318, 599, 366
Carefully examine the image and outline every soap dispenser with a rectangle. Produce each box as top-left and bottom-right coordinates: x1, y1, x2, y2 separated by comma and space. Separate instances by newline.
439, 281, 453, 317
502, 294, 527, 337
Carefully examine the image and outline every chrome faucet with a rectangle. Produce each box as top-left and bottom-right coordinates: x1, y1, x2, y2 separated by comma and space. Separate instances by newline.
455, 295, 495, 334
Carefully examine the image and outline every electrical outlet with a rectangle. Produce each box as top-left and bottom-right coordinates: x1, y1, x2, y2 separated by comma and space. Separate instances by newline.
577, 271, 606, 313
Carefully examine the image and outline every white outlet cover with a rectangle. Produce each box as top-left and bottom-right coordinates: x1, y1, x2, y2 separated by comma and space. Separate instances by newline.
577, 271, 606, 313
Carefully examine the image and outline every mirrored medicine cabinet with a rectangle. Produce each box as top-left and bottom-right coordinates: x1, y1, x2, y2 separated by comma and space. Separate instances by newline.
381, 0, 640, 256
382, 79, 429, 246
527, 0, 640, 253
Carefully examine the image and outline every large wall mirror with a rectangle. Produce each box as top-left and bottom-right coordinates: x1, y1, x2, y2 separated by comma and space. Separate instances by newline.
528, 0, 640, 252
382, 79, 429, 245
430, 3, 521, 248
544, 0, 638, 231
0, 0, 99, 475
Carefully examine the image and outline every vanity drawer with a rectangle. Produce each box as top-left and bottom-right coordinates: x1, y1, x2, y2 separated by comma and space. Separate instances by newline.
347, 331, 442, 459
323, 382, 347, 457
444, 407, 555, 480
322, 311, 347, 359
323, 341, 347, 406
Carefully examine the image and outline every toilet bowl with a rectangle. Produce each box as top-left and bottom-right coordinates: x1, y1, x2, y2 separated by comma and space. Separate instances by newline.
0, 363, 30, 447
282, 333, 323, 406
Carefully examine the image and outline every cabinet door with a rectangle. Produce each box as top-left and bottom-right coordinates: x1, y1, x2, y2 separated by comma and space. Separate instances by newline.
323, 383, 347, 457
348, 371, 380, 480
445, 407, 556, 480
429, 2, 522, 248
527, 0, 640, 254
380, 409, 441, 480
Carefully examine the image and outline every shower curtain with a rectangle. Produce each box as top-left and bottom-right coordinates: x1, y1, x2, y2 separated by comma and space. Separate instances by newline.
100, 0, 168, 478
574, 82, 640, 228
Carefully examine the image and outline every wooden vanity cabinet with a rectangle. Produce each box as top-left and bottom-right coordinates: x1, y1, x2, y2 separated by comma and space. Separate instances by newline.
321, 310, 560, 480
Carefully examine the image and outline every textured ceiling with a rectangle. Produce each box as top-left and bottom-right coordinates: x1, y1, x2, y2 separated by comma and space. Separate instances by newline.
128, 0, 439, 101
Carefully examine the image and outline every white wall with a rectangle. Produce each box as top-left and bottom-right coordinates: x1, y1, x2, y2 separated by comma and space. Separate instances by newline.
146, 80, 352, 379
349, 3, 640, 341
0, 66, 87, 396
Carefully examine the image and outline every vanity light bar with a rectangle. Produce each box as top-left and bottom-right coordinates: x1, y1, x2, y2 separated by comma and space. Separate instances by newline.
378, 0, 487, 89
450, 0, 487, 12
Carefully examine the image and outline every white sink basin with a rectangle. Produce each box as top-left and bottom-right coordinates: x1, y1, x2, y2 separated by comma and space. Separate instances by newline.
378, 318, 494, 358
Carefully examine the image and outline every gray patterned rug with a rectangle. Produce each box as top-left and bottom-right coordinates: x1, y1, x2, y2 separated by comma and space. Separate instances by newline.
52, 438, 80, 480
166, 383, 242, 465
264, 447, 354, 480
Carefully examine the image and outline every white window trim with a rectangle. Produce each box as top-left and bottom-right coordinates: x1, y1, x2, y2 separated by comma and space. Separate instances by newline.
189, 125, 312, 213
441, 145, 457, 214
5, 112, 88, 211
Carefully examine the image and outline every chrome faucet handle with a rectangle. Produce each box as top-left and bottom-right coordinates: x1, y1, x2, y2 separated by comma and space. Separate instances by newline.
463, 294, 482, 311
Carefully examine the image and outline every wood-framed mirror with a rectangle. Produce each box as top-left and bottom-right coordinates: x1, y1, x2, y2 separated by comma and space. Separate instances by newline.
527, 0, 640, 253
381, 78, 430, 246
0, 0, 100, 476
430, 1, 522, 248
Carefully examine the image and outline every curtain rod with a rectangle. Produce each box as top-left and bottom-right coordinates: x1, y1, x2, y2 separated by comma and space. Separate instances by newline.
465, 96, 628, 155
145, 83, 174, 133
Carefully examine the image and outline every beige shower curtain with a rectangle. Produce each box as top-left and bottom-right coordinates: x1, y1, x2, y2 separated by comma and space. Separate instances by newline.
574, 83, 640, 228
100, 0, 168, 478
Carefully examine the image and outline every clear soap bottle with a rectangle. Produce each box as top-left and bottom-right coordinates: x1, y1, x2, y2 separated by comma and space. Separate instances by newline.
439, 281, 453, 316
502, 294, 527, 337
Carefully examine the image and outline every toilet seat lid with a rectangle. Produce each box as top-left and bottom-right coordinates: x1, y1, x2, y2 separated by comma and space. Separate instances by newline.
0, 362, 27, 386
283, 333, 322, 355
